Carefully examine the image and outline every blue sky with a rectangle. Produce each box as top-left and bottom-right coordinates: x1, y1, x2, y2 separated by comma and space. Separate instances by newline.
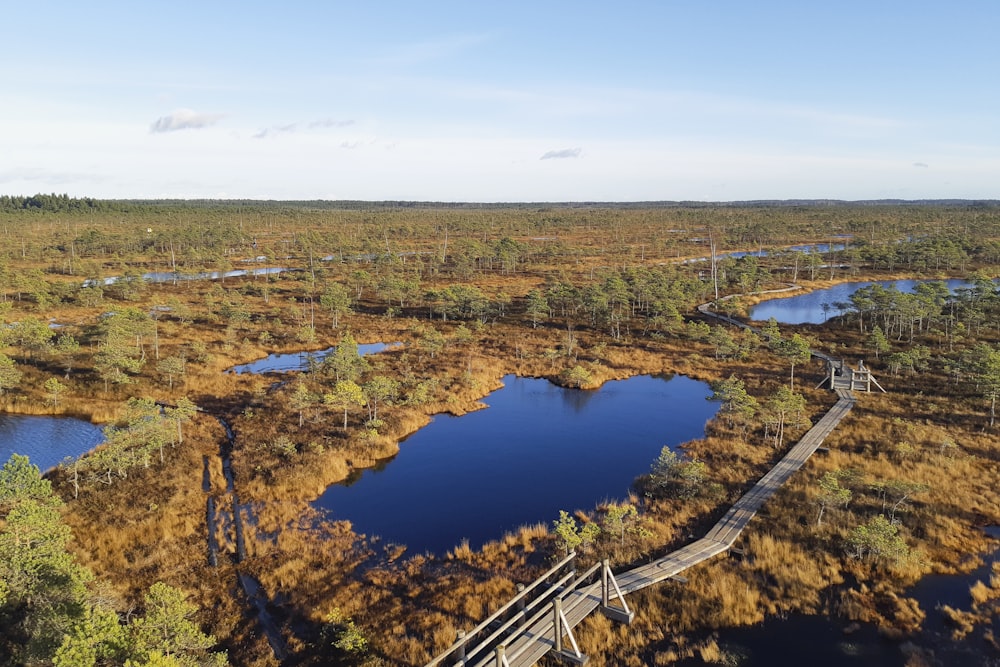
3, 1, 999, 201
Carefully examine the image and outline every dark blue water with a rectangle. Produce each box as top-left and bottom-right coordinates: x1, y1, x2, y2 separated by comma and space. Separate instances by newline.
0, 414, 105, 472
226, 342, 400, 374
749, 279, 971, 324
314, 374, 718, 554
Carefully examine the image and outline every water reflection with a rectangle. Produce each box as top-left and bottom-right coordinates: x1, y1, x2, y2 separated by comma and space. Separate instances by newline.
558, 380, 599, 413
314, 374, 718, 554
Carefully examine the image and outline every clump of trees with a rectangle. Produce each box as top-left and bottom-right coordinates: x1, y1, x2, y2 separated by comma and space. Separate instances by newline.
710, 375, 759, 439
61, 397, 197, 498
846, 515, 910, 565
552, 510, 601, 555
551, 502, 647, 558
814, 470, 851, 526
0, 455, 226, 666
648, 447, 709, 500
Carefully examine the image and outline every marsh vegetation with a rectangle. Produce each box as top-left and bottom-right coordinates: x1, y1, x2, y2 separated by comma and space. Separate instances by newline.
0, 196, 998, 665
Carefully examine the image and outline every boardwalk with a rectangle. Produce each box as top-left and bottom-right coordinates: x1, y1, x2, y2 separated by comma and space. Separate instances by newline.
619, 386, 854, 594
428, 298, 859, 667
466, 392, 856, 666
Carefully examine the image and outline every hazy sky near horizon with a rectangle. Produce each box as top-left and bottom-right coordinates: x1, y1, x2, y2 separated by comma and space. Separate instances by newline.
3, 1, 999, 202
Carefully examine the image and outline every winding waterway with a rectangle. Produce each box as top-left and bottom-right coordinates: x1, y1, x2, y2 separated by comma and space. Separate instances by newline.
314, 374, 719, 555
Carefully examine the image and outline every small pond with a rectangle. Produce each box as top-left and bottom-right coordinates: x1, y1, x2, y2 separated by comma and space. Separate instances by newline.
226, 342, 400, 374
314, 374, 719, 554
748, 279, 972, 324
0, 414, 105, 472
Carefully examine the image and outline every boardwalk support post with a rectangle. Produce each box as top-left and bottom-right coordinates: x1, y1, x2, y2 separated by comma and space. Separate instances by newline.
516, 584, 526, 626
553, 598, 563, 653
599, 559, 635, 624
549, 597, 588, 664
494, 644, 508, 667
456, 630, 467, 663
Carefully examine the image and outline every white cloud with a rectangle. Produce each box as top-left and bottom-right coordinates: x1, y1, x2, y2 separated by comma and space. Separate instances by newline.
254, 119, 356, 139
150, 109, 225, 133
541, 148, 581, 160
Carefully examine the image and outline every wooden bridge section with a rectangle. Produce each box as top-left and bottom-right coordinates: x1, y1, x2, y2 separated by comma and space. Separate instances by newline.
425, 298, 867, 667
618, 385, 854, 594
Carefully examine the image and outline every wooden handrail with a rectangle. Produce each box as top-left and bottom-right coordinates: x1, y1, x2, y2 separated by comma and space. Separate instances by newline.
424, 551, 577, 667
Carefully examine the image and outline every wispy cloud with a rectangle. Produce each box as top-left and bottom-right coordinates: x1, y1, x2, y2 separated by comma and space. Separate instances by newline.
254, 118, 356, 139
541, 148, 581, 160
253, 123, 299, 139
310, 118, 355, 129
150, 109, 225, 133
913, 162, 929, 168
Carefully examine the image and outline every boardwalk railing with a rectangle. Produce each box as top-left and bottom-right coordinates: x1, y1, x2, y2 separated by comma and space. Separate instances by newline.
425, 551, 579, 667
426, 554, 634, 667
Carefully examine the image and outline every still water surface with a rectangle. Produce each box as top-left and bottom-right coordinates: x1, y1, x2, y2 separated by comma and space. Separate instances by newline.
315, 374, 718, 554
0, 414, 105, 472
